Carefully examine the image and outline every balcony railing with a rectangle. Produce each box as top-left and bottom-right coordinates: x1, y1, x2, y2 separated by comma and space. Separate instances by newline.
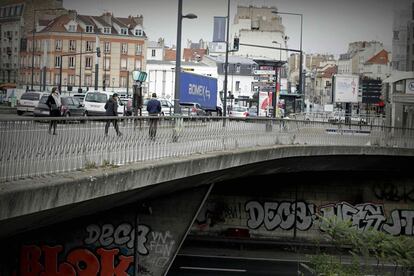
0, 116, 413, 183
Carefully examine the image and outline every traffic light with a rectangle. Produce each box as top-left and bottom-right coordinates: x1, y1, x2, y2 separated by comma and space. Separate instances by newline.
233, 37, 239, 51
96, 47, 101, 58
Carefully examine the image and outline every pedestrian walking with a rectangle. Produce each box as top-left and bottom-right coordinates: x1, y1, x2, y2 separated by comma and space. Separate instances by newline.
46, 87, 61, 135
104, 93, 122, 136
146, 93, 161, 140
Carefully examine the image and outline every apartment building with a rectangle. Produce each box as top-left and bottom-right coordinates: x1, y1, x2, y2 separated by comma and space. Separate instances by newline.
0, 0, 64, 85
232, 5, 287, 60
392, 0, 413, 71
19, 10, 146, 92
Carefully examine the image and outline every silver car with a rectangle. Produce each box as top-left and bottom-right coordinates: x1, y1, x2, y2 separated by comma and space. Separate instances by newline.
229, 106, 250, 118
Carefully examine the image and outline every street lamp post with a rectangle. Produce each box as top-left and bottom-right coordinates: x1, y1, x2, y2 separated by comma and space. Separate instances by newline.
272, 11, 303, 111
31, 8, 64, 91
223, 0, 231, 117
272, 41, 282, 118
173, 0, 197, 114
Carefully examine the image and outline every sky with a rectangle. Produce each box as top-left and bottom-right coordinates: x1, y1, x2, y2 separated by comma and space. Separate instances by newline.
63, 0, 398, 57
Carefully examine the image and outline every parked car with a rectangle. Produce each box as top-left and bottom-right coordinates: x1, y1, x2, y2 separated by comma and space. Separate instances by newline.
141, 98, 174, 116
34, 95, 86, 117
17, 92, 48, 115
180, 102, 207, 116
83, 91, 124, 116
72, 93, 86, 103
229, 106, 250, 118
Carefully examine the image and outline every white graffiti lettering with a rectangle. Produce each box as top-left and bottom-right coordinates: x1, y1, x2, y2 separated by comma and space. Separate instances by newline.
84, 223, 151, 255
148, 231, 175, 258
245, 201, 315, 231
245, 201, 414, 236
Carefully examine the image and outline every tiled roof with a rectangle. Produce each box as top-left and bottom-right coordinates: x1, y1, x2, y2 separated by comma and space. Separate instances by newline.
40, 14, 71, 33
320, 66, 337, 78
37, 12, 146, 37
91, 16, 111, 27
365, 49, 388, 65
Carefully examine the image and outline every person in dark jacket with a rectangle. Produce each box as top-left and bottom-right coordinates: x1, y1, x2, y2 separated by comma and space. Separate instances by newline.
104, 93, 122, 136
146, 93, 161, 140
45, 87, 61, 135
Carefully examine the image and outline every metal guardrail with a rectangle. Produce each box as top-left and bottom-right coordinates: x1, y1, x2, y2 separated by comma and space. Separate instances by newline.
0, 116, 413, 182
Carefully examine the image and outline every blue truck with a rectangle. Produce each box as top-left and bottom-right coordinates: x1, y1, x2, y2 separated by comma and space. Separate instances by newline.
179, 71, 220, 113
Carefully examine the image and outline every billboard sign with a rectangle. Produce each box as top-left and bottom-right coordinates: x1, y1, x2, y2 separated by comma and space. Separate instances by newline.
334, 75, 359, 103
180, 71, 218, 110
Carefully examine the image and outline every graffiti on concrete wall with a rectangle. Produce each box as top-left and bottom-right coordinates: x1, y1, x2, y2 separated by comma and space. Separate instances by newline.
145, 231, 176, 268
17, 222, 176, 275
246, 201, 316, 231
20, 245, 133, 276
319, 202, 386, 232
373, 182, 414, 202
244, 200, 414, 236
195, 201, 243, 228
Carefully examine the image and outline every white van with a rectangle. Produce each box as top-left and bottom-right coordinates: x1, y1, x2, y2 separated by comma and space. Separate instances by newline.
83, 91, 125, 116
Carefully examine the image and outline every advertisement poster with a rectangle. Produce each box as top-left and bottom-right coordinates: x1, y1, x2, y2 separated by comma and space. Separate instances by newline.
334, 75, 359, 103
259, 91, 272, 117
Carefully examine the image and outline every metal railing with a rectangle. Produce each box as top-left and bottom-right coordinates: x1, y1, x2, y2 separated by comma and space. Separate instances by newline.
1, 116, 413, 182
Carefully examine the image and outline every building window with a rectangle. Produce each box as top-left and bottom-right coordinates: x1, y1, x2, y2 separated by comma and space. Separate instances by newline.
55, 40, 62, 51
135, 29, 142, 36
235, 81, 240, 91
135, 59, 141, 70
68, 74, 75, 85
393, 31, 399, 40
377, 65, 382, 74
68, 25, 76, 32
103, 74, 110, 87
103, 27, 111, 34
69, 40, 76, 51
85, 56, 92, 68
120, 76, 127, 87
121, 28, 128, 35
68, 56, 75, 68
54, 74, 60, 85
86, 41, 93, 52
55, 56, 61, 67
135, 44, 142, 55
151, 49, 156, 57
104, 57, 110, 70
120, 58, 127, 70
104, 42, 110, 53
85, 75, 92, 86
236, 64, 241, 73
85, 25, 94, 33
121, 43, 128, 54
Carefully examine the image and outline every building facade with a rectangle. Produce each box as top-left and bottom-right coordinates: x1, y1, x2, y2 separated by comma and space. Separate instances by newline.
0, 0, 64, 85
232, 5, 287, 60
19, 10, 146, 92
392, 0, 413, 71
147, 39, 164, 61
0, 2, 24, 84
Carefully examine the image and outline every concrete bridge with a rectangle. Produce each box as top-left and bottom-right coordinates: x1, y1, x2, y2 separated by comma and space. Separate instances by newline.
0, 116, 413, 275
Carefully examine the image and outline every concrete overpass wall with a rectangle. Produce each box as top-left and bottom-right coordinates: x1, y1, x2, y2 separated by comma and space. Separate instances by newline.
1, 145, 414, 238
